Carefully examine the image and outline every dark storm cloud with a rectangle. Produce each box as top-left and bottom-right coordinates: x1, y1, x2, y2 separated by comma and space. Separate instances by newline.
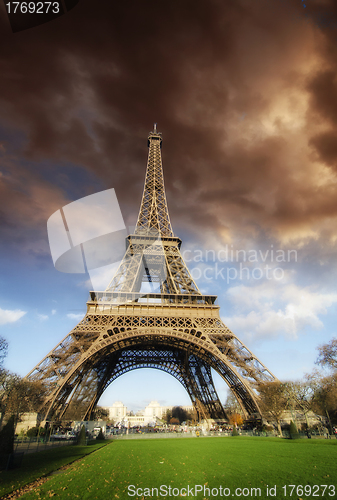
1, 0, 337, 254
0, 151, 69, 253
309, 131, 337, 168
307, 70, 337, 126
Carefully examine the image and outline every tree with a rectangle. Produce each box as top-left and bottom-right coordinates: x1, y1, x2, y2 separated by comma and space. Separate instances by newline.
0, 336, 8, 370
77, 425, 86, 445
258, 381, 288, 436
316, 338, 337, 371
229, 413, 243, 427
96, 428, 105, 440
26, 426, 40, 438
91, 406, 109, 420
26, 426, 46, 438
0, 337, 45, 430
289, 420, 299, 439
0, 336, 8, 424
0, 372, 45, 428
284, 381, 314, 429
307, 372, 337, 431
185, 408, 198, 424
171, 406, 189, 424
163, 409, 172, 424
224, 392, 244, 426
0, 370, 19, 427
224, 392, 244, 415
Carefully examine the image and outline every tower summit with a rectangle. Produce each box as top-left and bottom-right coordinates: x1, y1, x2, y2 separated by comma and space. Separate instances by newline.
135, 124, 173, 237
26, 127, 276, 424
105, 125, 199, 297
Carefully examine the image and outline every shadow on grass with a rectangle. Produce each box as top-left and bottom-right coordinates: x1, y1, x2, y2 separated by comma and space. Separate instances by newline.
0, 440, 111, 497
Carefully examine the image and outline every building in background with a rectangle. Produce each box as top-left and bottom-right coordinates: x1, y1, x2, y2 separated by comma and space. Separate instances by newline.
103, 400, 194, 427
104, 401, 127, 421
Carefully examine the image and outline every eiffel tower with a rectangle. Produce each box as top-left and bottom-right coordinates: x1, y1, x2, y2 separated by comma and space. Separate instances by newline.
27, 125, 276, 424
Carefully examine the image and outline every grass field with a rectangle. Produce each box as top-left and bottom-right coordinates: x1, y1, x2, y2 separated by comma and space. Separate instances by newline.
0, 441, 108, 498
3, 436, 334, 500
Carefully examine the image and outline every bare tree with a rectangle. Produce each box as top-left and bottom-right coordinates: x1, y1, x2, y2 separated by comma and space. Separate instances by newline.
0, 371, 45, 428
258, 381, 288, 436
224, 392, 244, 416
0, 337, 45, 429
0, 337, 9, 425
316, 337, 337, 371
306, 371, 337, 433
0, 336, 8, 369
284, 381, 315, 429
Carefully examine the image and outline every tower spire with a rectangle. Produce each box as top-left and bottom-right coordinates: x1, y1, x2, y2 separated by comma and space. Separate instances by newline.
135, 126, 173, 237
105, 126, 199, 295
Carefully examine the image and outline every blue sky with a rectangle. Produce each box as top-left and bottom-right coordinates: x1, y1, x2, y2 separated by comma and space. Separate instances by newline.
1, 0, 337, 412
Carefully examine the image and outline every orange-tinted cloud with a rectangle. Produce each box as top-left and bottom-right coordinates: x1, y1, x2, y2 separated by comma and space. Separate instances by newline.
0, 0, 337, 254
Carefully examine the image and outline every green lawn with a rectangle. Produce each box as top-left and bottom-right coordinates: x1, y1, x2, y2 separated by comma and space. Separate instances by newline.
0, 441, 108, 498
2, 437, 337, 500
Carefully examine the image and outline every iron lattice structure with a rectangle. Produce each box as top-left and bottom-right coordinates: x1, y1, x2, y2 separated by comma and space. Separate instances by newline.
27, 126, 276, 423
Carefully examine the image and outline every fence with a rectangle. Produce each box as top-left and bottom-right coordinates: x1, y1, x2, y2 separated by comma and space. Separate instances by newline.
110, 429, 336, 440
13, 436, 77, 454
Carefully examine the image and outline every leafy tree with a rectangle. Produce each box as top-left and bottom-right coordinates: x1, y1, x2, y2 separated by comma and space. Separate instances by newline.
258, 381, 288, 436
163, 409, 172, 424
316, 337, 337, 371
169, 417, 180, 425
229, 413, 243, 427
26, 426, 40, 438
172, 406, 189, 424
96, 428, 105, 440
289, 420, 299, 439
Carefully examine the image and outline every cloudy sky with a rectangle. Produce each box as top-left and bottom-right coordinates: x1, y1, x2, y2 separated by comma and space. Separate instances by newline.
1, 0, 337, 411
